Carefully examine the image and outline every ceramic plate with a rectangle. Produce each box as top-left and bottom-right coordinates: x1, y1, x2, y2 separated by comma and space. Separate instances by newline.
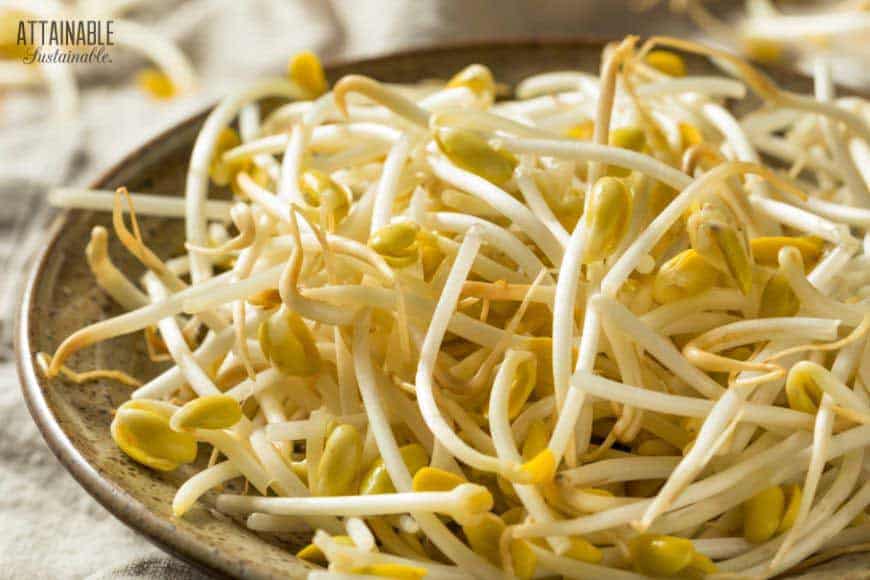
16, 40, 870, 579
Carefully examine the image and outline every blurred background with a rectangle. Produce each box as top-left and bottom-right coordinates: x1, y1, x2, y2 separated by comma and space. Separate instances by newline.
0, 1, 867, 577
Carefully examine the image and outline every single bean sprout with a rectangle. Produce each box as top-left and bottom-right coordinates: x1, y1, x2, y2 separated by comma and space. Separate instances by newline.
42, 43, 870, 579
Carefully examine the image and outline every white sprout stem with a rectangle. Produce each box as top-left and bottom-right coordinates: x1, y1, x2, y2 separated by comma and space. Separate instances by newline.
595, 295, 725, 398
172, 461, 241, 517
515, 173, 571, 246
549, 297, 598, 464
639, 76, 747, 99
217, 485, 485, 519
428, 212, 549, 282
181, 264, 285, 314
742, 12, 870, 40
223, 124, 401, 164
570, 371, 813, 430
132, 311, 264, 400
698, 100, 778, 235
352, 312, 502, 578
414, 230, 514, 475
185, 79, 301, 284
547, 194, 590, 458
51, 188, 235, 221
642, 289, 748, 328
193, 429, 271, 495
370, 135, 412, 234
345, 518, 376, 553
748, 195, 854, 245
279, 93, 334, 203
558, 456, 682, 486
803, 196, 870, 228
434, 234, 525, 283
143, 275, 221, 397
498, 135, 692, 191
638, 389, 743, 531
427, 155, 564, 266
86, 227, 149, 310
489, 350, 570, 552
814, 57, 870, 208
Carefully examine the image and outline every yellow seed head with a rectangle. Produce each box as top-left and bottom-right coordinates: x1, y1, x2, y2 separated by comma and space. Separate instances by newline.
455, 483, 495, 519
785, 365, 823, 414
645, 50, 687, 77
751, 236, 824, 269
359, 443, 428, 495
510, 539, 538, 580
607, 127, 646, 177
565, 120, 595, 140
636, 438, 679, 457
689, 552, 718, 575
688, 203, 753, 294
258, 309, 322, 377
209, 128, 246, 186
412, 466, 466, 492
743, 38, 784, 64
743, 485, 785, 543
653, 248, 720, 304
583, 176, 632, 263
170, 394, 242, 431
369, 222, 420, 267
288, 50, 328, 98
508, 358, 537, 419
630, 534, 696, 577
462, 512, 506, 566
447, 64, 495, 100
137, 69, 176, 100
111, 404, 197, 471
247, 288, 282, 309
778, 484, 802, 533
353, 564, 427, 580
318, 423, 362, 496
759, 271, 799, 318
296, 535, 353, 564
522, 419, 549, 462
678, 122, 704, 149
519, 448, 556, 484
299, 169, 351, 223
435, 127, 518, 186
501, 506, 527, 525
564, 536, 603, 563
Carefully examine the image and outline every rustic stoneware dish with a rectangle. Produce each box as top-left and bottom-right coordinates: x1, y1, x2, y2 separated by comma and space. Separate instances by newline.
15, 40, 870, 579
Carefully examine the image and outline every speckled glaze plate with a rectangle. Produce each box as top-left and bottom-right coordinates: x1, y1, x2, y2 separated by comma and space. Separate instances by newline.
15, 40, 870, 579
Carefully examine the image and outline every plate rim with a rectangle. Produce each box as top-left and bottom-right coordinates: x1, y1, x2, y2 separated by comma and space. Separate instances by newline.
13, 36, 616, 580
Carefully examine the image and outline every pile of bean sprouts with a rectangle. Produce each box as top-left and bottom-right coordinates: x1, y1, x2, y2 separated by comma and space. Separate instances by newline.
669, 0, 870, 78
44, 36, 870, 580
